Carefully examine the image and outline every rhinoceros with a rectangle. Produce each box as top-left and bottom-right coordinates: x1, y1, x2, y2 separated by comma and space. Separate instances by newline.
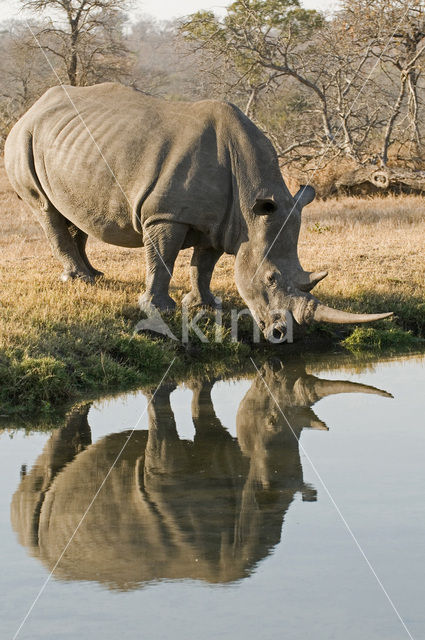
5, 82, 392, 339
11, 366, 391, 588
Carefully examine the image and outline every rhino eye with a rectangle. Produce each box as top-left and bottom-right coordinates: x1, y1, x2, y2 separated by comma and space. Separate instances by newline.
266, 273, 277, 286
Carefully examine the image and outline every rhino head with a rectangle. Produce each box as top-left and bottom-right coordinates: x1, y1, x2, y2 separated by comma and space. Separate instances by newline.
234, 184, 392, 341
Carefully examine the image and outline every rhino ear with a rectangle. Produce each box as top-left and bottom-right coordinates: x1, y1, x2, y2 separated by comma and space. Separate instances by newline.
252, 198, 278, 215
294, 185, 315, 208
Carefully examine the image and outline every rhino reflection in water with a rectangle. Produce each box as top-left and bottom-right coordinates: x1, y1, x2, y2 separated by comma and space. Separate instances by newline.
11, 365, 391, 589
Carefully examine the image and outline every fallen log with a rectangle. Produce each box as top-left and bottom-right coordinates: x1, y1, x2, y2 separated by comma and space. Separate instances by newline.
334, 165, 425, 196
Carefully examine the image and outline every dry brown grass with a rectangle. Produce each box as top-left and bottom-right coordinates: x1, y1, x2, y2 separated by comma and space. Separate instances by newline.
300, 195, 425, 333
1, 157, 424, 341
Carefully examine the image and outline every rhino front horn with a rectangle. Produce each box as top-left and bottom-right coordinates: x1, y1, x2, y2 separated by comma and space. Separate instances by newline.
313, 303, 393, 324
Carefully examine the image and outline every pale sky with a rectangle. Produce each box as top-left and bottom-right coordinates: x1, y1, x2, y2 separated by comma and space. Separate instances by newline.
1, 0, 339, 24
135, 1, 338, 21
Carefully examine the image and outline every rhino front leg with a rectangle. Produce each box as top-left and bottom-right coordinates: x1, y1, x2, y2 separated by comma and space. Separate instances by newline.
34, 204, 95, 282
182, 246, 223, 309
140, 221, 189, 311
144, 383, 186, 476
189, 379, 231, 439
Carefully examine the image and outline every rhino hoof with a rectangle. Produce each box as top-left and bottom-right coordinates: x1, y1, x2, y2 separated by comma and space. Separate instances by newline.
89, 269, 104, 279
139, 293, 176, 312
60, 271, 95, 284
182, 291, 221, 309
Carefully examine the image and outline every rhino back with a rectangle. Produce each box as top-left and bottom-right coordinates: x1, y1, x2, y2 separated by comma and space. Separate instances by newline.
5, 83, 239, 249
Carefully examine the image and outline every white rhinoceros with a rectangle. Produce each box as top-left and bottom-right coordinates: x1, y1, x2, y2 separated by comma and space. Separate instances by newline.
5, 83, 392, 338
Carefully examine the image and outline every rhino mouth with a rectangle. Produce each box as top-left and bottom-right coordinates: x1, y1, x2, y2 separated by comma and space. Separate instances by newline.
265, 321, 288, 343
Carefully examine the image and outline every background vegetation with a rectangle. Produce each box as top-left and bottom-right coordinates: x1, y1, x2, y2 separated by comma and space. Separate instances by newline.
2, 0, 425, 191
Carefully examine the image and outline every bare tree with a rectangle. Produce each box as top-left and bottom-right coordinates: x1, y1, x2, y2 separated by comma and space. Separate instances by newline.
180, 0, 425, 175
343, 0, 425, 165
0, 20, 53, 146
180, 1, 388, 165
179, 1, 326, 150
180, 2, 323, 116
20, 0, 131, 86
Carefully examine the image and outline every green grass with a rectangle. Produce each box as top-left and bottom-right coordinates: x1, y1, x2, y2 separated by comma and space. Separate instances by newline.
325, 290, 425, 338
0, 307, 254, 418
342, 326, 420, 351
0, 300, 420, 420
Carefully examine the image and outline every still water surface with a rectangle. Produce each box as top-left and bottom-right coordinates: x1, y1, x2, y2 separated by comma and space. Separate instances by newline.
1, 353, 424, 640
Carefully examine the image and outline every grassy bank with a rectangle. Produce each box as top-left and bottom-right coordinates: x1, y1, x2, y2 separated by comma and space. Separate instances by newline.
1, 161, 423, 416
3, 349, 424, 433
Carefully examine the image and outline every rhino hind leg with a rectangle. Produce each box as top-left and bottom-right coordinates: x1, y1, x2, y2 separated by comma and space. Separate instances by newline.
33, 203, 96, 283
67, 223, 104, 279
182, 246, 223, 309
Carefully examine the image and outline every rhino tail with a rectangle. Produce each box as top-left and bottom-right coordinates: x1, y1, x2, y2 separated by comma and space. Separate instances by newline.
5, 127, 51, 213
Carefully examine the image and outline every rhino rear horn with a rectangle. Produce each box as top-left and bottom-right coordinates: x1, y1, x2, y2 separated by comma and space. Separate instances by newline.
296, 270, 328, 292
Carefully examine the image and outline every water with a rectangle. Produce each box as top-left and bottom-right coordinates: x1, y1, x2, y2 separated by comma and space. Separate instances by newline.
1, 353, 424, 640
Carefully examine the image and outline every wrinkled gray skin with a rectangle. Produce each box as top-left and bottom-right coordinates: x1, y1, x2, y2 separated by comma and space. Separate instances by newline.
11, 365, 391, 588
5, 83, 392, 339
